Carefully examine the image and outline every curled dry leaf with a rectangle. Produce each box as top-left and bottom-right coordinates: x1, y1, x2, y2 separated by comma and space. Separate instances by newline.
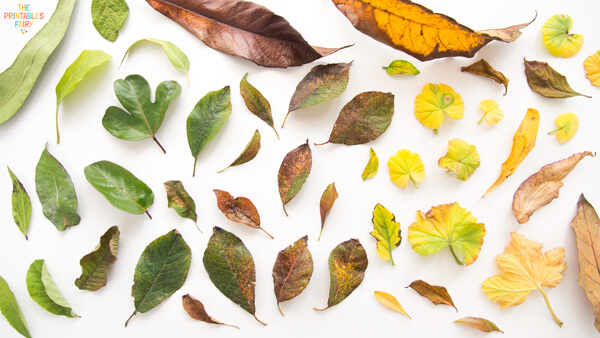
524, 59, 590, 98
319, 183, 338, 240
213, 189, 273, 239
414, 83, 464, 133
164, 180, 198, 228
218, 130, 261, 173
454, 317, 503, 333
549, 113, 578, 142
513, 151, 594, 223
584, 50, 600, 86
542, 14, 583, 58
371, 204, 401, 265
374, 291, 410, 318
278, 140, 312, 216
182, 294, 239, 329
362, 148, 379, 180
75, 226, 120, 291
273, 236, 314, 316
240, 74, 278, 138
406, 280, 457, 311
461, 59, 509, 95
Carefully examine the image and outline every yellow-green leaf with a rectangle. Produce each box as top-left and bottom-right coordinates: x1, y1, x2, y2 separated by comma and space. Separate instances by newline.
454, 317, 503, 333
584, 50, 600, 86
542, 14, 583, 58
382, 60, 419, 75
370, 204, 401, 266
478, 99, 503, 125
361, 148, 379, 181
414, 83, 464, 133
388, 149, 425, 188
549, 112, 578, 142
438, 139, 480, 181
374, 291, 410, 318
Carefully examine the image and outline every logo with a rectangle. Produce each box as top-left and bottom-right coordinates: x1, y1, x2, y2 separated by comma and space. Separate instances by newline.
3, 4, 44, 34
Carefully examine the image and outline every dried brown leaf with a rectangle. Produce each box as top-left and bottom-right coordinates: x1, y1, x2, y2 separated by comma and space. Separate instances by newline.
406, 280, 457, 311
461, 59, 509, 95
182, 294, 239, 329
319, 183, 338, 241
273, 236, 313, 316
278, 140, 312, 216
213, 189, 273, 239
524, 59, 591, 98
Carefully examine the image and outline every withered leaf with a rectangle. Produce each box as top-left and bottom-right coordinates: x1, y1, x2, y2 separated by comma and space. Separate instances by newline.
146, 0, 349, 68
278, 140, 312, 216
182, 294, 239, 329
454, 317, 503, 333
218, 130, 261, 173
524, 59, 591, 98
75, 226, 120, 291
461, 59, 509, 95
406, 280, 457, 311
319, 183, 338, 240
213, 189, 273, 239
164, 180, 198, 229
315, 91, 394, 146
513, 151, 594, 224
273, 236, 314, 316
240, 74, 278, 138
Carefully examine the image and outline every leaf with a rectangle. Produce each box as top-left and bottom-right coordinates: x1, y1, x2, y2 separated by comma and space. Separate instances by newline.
370, 204, 401, 265
483, 108, 539, 197
482, 232, 565, 327
315, 91, 394, 145
513, 151, 594, 224
438, 138, 480, 181
84, 160, 154, 219
524, 59, 590, 98
186, 86, 231, 176
315, 239, 368, 311
121, 38, 190, 85
332, 0, 534, 61
240, 74, 278, 138
26, 259, 77, 318
283, 62, 352, 127
0, 0, 76, 125
542, 14, 583, 58
373, 291, 410, 318
278, 140, 312, 216
388, 149, 425, 188
584, 50, 600, 86
146, 0, 349, 67
408, 203, 485, 266
164, 180, 198, 228
213, 189, 273, 239
0, 276, 31, 338
75, 226, 120, 291
319, 183, 338, 241
35, 147, 80, 231
461, 59, 509, 95
91, 0, 129, 41
362, 148, 379, 181
478, 99, 504, 125
102, 74, 182, 153
549, 112, 578, 142
55, 50, 112, 143
382, 60, 419, 75
218, 130, 261, 173
414, 83, 464, 133
7, 167, 31, 240
406, 280, 457, 311
571, 194, 600, 333
126, 230, 191, 326
454, 317, 503, 333
182, 294, 239, 329
203, 227, 266, 325
273, 236, 314, 316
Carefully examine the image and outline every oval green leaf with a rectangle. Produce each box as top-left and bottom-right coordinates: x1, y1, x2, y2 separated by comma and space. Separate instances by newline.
75, 226, 120, 291
382, 60, 420, 75
7, 167, 31, 240
164, 180, 198, 227
0, 276, 31, 338
91, 0, 129, 41
121, 38, 190, 84
240, 74, 278, 138
26, 259, 77, 318
218, 130, 261, 173
273, 236, 314, 315
278, 140, 312, 216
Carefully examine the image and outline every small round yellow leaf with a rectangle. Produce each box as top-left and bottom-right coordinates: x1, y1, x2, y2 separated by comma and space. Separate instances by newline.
478, 99, 504, 125
414, 83, 464, 131
549, 112, 578, 142
584, 50, 600, 87
388, 149, 425, 188
542, 14, 583, 58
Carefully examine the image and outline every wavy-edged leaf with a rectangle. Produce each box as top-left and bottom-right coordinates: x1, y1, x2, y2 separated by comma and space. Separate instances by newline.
388, 149, 425, 188
218, 130, 261, 173
542, 14, 583, 58
0, 276, 31, 338
549, 112, 578, 142
75, 226, 120, 291
213, 189, 273, 239
91, 0, 129, 41
382, 60, 419, 75
478, 99, 504, 125
454, 317, 503, 333
362, 148, 379, 181
406, 280, 457, 311
371, 204, 401, 265
121, 38, 190, 85
584, 50, 600, 86
26, 259, 77, 318
273, 236, 313, 315
461, 59, 509, 95
240, 74, 278, 138
182, 294, 239, 329
278, 140, 312, 216
438, 138, 480, 181
7, 167, 31, 240
374, 291, 410, 318
164, 180, 198, 226
414, 83, 464, 133
524, 59, 590, 98
319, 183, 338, 241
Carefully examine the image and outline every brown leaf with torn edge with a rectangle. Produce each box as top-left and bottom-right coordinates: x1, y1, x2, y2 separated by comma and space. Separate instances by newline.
461, 59, 509, 95
406, 280, 457, 311
182, 294, 239, 329
213, 189, 274, 239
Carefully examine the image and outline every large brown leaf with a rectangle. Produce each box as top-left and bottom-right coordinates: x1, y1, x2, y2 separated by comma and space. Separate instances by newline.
146, 0, 349, 67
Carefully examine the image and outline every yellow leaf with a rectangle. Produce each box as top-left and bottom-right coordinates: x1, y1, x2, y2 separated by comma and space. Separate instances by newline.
414, 83, 464, 133
482, 232, 565, 327
478, 99, 503, 125
549, 112, 578, 142
374, 291, 410, 318
542, 14, 583, 58
438, 138, 480, 181
584, 50, 600, 87
483, 108, 539, 197
370, 204, 401, 265
361, 148, 379, 180
387, 149, 425, 188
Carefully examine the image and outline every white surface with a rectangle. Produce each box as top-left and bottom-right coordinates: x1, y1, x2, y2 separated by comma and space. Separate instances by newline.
0, 0, 599, 337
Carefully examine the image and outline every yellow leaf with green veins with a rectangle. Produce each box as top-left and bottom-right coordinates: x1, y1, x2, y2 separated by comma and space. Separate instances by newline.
414, 83, 464, 134
549, 113, 578, 142
478, 99, 503, 125
438, 139, 480, 181
388, 149, 425, 188
361, 148, 378, 180
542, 14, 583, 58
584, 50, 600, 86
370, 204, 401, 266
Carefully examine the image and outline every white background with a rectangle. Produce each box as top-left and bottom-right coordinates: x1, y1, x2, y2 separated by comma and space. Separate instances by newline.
1, 0, 599, 337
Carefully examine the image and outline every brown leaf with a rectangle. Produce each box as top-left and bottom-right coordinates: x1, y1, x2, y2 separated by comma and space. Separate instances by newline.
454, 317, 503, 333
146, 0, 349, 68
524, 59, 591, 98
273, 236, 314, 316
461, 59, 509, 95
513, 151, 594, 223
278, 140, 312, 216
240, 74, 279, 138
319, 183, 338, 241
406, 280, 457, 311
182, 294, 239, 329
213, 189, 273, 239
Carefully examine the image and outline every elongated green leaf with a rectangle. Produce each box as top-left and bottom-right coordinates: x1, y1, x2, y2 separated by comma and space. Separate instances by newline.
382, 60, 420, 75
278, 140, 312, 216
75, 226, 120, 291
26, 259, 77, 318
0, 276, 31, 338
0, 0, 76, 125
35, 147, 80, 231
273, 236, 313, 315
362, 148, 379, 180
187, 86, 232, 176
371, 204, 401, 265
7, 167, 31, 239
121, 38, 190, 85
218, 130, 261, 173
55, 50, 112, 143
91, 0, 129, 41
164, 180, 198, 225
102, 74, 181, 153
126, 230, 191, 326
84, 160, 154, 218
240, 73, 278, 138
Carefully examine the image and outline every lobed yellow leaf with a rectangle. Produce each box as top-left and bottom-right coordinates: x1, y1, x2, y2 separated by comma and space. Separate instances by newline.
584, 50, 600, 87
478, 99, 503, 125
542, 14, 583, 58
387, 149, 425, 188
549, 112, 578, 142
414, 83, 464, 133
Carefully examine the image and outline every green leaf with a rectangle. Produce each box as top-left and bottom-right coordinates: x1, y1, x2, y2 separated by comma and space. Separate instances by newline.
126, 230, 191, 327
361, 148, 379, 181
75, 226, 120, 291
319, 183, 338, 241
438, 138, 481, 181
121, 38, 190, 85
218, 130, 261, 173
240, 74, 278, 138
35, 147, 80, 231
55, 50, 112, 143
84, 160, 154, 218
0, 276, 31, 338
26, 259, 77, 318
91, 0, 129, 41
186, 86, 232, 176
163, 180, 198, 226
273, 236, 314, 316
278, 140, 312, 216
371, 204, 401, 266
382, 60, 420, 75
0, 0, 76, 125
7, 167, 31, 239
524, 59, 591, 98
203, 227, 266, 325
102, 74, 181, 153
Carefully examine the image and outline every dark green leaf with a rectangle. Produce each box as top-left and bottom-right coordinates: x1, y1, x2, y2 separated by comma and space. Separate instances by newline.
0, 276, 31, 338
164, 180, 198, 225
240, 74, 278, 138
319, 183, 338, 241
75, 226, 120, 291
7, 167, 31, 239
121, 38, 190, 85
382, 60, 420, 75
218, 130, 261, 173
26, 259, 77, 318
278, 140, 312, 216
91, 0, 129, 41
182, 294, 239, 329
524, 58, 591, 98
461, 59, 509, 95
273, 236, 313, 315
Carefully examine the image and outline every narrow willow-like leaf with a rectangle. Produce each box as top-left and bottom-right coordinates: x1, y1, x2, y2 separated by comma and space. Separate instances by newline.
218, 130, 261, 173
273, 236, 313, 316
0, 276, 31, 338
524, 59, 591, 98
121, 38, 190, 85
35, 147, 80, 231
26, 259, 77, 318
164, 180, 198, 227
91, 0, 129, 41
126, 230, 191, 327
240, 74, 278, 138
406, 280, 457, 311
182, 294, 239, 329
362, 148, 379, 180
278, 140, 312, 216
461, 59, 509, 95
0, 0, 76, 125
75, 226, 120, 291
55, 50, 112, 143
7, 167, 31, 239
319, 183, 338, 241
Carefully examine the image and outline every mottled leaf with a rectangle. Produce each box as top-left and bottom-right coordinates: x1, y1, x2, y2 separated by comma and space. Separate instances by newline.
218, 130, 261, 173
319, 183, 338, 241
371, 204, 401, 265
406, 280, 457, 311
91, 0, 129, 41
362, 148, 379, 180
0, 276, 31, 338
121, 38, 190, 85
75, 226, 120, 291
240, 74, 278, 138
164, 180, 198, 226
584, 50, 600, 86
524, 59, 590, 98
454, 317, 503, 333
182, 294, 239, 329
478, 99, 504, 125
388, 149, 425, 188
414, 83, 464, 133
438, 138, 480, 181
374, 291, 410, 318
273, 236, 314, 315
278, 140, 312, 216
542, 14, 583, 58
382, 60, 419, 75
26, 259, 77, 318
7, 167, 31, 239
213, 189, 273, 239
461, 59, 509, 95
549, 112, 578, 142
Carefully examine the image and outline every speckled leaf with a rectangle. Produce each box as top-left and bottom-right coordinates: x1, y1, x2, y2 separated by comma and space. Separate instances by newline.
455, 317, 503, 333
371, 203, 401, 265
362, 148, 379, 180
75, 226, 120, 291
213, 189, 273, 239
182, 294, 239, 329
91, 0, 129, 41
382, 60, 419, 75
461, 59, 509, 95
0, 276, 31, 338
278, 140, 312, 216
218, 130, 261, 173
7, 167, 31, 239
319, 183, 338, 241
273, 236, 313, 315
26, 259, 77, 318
164, 180, 197, 225
524, 59, 590, 98
240, 74, 278, 138
406, 280, 457, 311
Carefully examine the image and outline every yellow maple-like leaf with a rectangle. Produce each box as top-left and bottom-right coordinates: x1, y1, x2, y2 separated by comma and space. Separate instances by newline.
478, 99, 503, 125
584, 50, 600, 87
549, 112, 578, 142
542, 14, 583, 58
388, 149, 425, 188
414, 83, 464, 133
482, 232, 565, 327
370, 204, 401, 265
374, 291, 411, 318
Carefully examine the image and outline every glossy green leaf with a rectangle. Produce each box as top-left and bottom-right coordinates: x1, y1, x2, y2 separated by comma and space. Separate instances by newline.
362, 148, 379, 180
91, 0, 129, 41
121, 38, 190, 85
164, 180, 198, 226
273, 236, 314, 315
102, 74, 181, 153
26, 259, 77, 318
371, 204, 401, 265
55, 50, 112, 143
240, 74, 278, 138
187, 86, 232, 176
35, 147, 80, 231
382, 60, 420, 75
75, 226, 120, 291
7, 167, 31, 239
0, 0, 76, 125
126, 230, 191, 326
0, 276, 31, 338
278, 140, 312, 216
524, 59, 590, 98
84, 160, 154, 218
218, 130, 261, 173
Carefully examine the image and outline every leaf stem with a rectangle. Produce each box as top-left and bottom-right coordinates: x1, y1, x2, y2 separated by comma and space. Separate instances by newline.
410, 176, 419, 189
216, 165, 230, 173
547, 128, 561, 135
253, 314, 267, 326
433, 129, 439, 135
277, 302, 285, 317
318, 228, 324, 241
478, 113, 487, 125
259, 227, 274, 239
125, 311, 136, 327
448, 245, 464, 266
389, 249, 396, 266
539, 287, 563, 327
313, 306, 328, 311
145, 210, 152, 220
153, 136, 166, 153
55, 104, 61, 144
192, 158, 198, 177
313, 140, 329, 146
281, 111, 291, 128
272, 126, 280, 140
282, 204, 289, 217
194, 220, 202, 233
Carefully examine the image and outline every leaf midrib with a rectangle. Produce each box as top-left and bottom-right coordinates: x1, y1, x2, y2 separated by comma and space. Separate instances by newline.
136, 238, 178, 310
95, 167, 146, 213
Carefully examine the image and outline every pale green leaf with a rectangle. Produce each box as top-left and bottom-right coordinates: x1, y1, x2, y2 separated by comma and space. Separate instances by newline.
7, 167, 31, 239
121, 38, 190, 85
0, 276, 31, 338
91, 0, 129, 41
26, 259, 77, 318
